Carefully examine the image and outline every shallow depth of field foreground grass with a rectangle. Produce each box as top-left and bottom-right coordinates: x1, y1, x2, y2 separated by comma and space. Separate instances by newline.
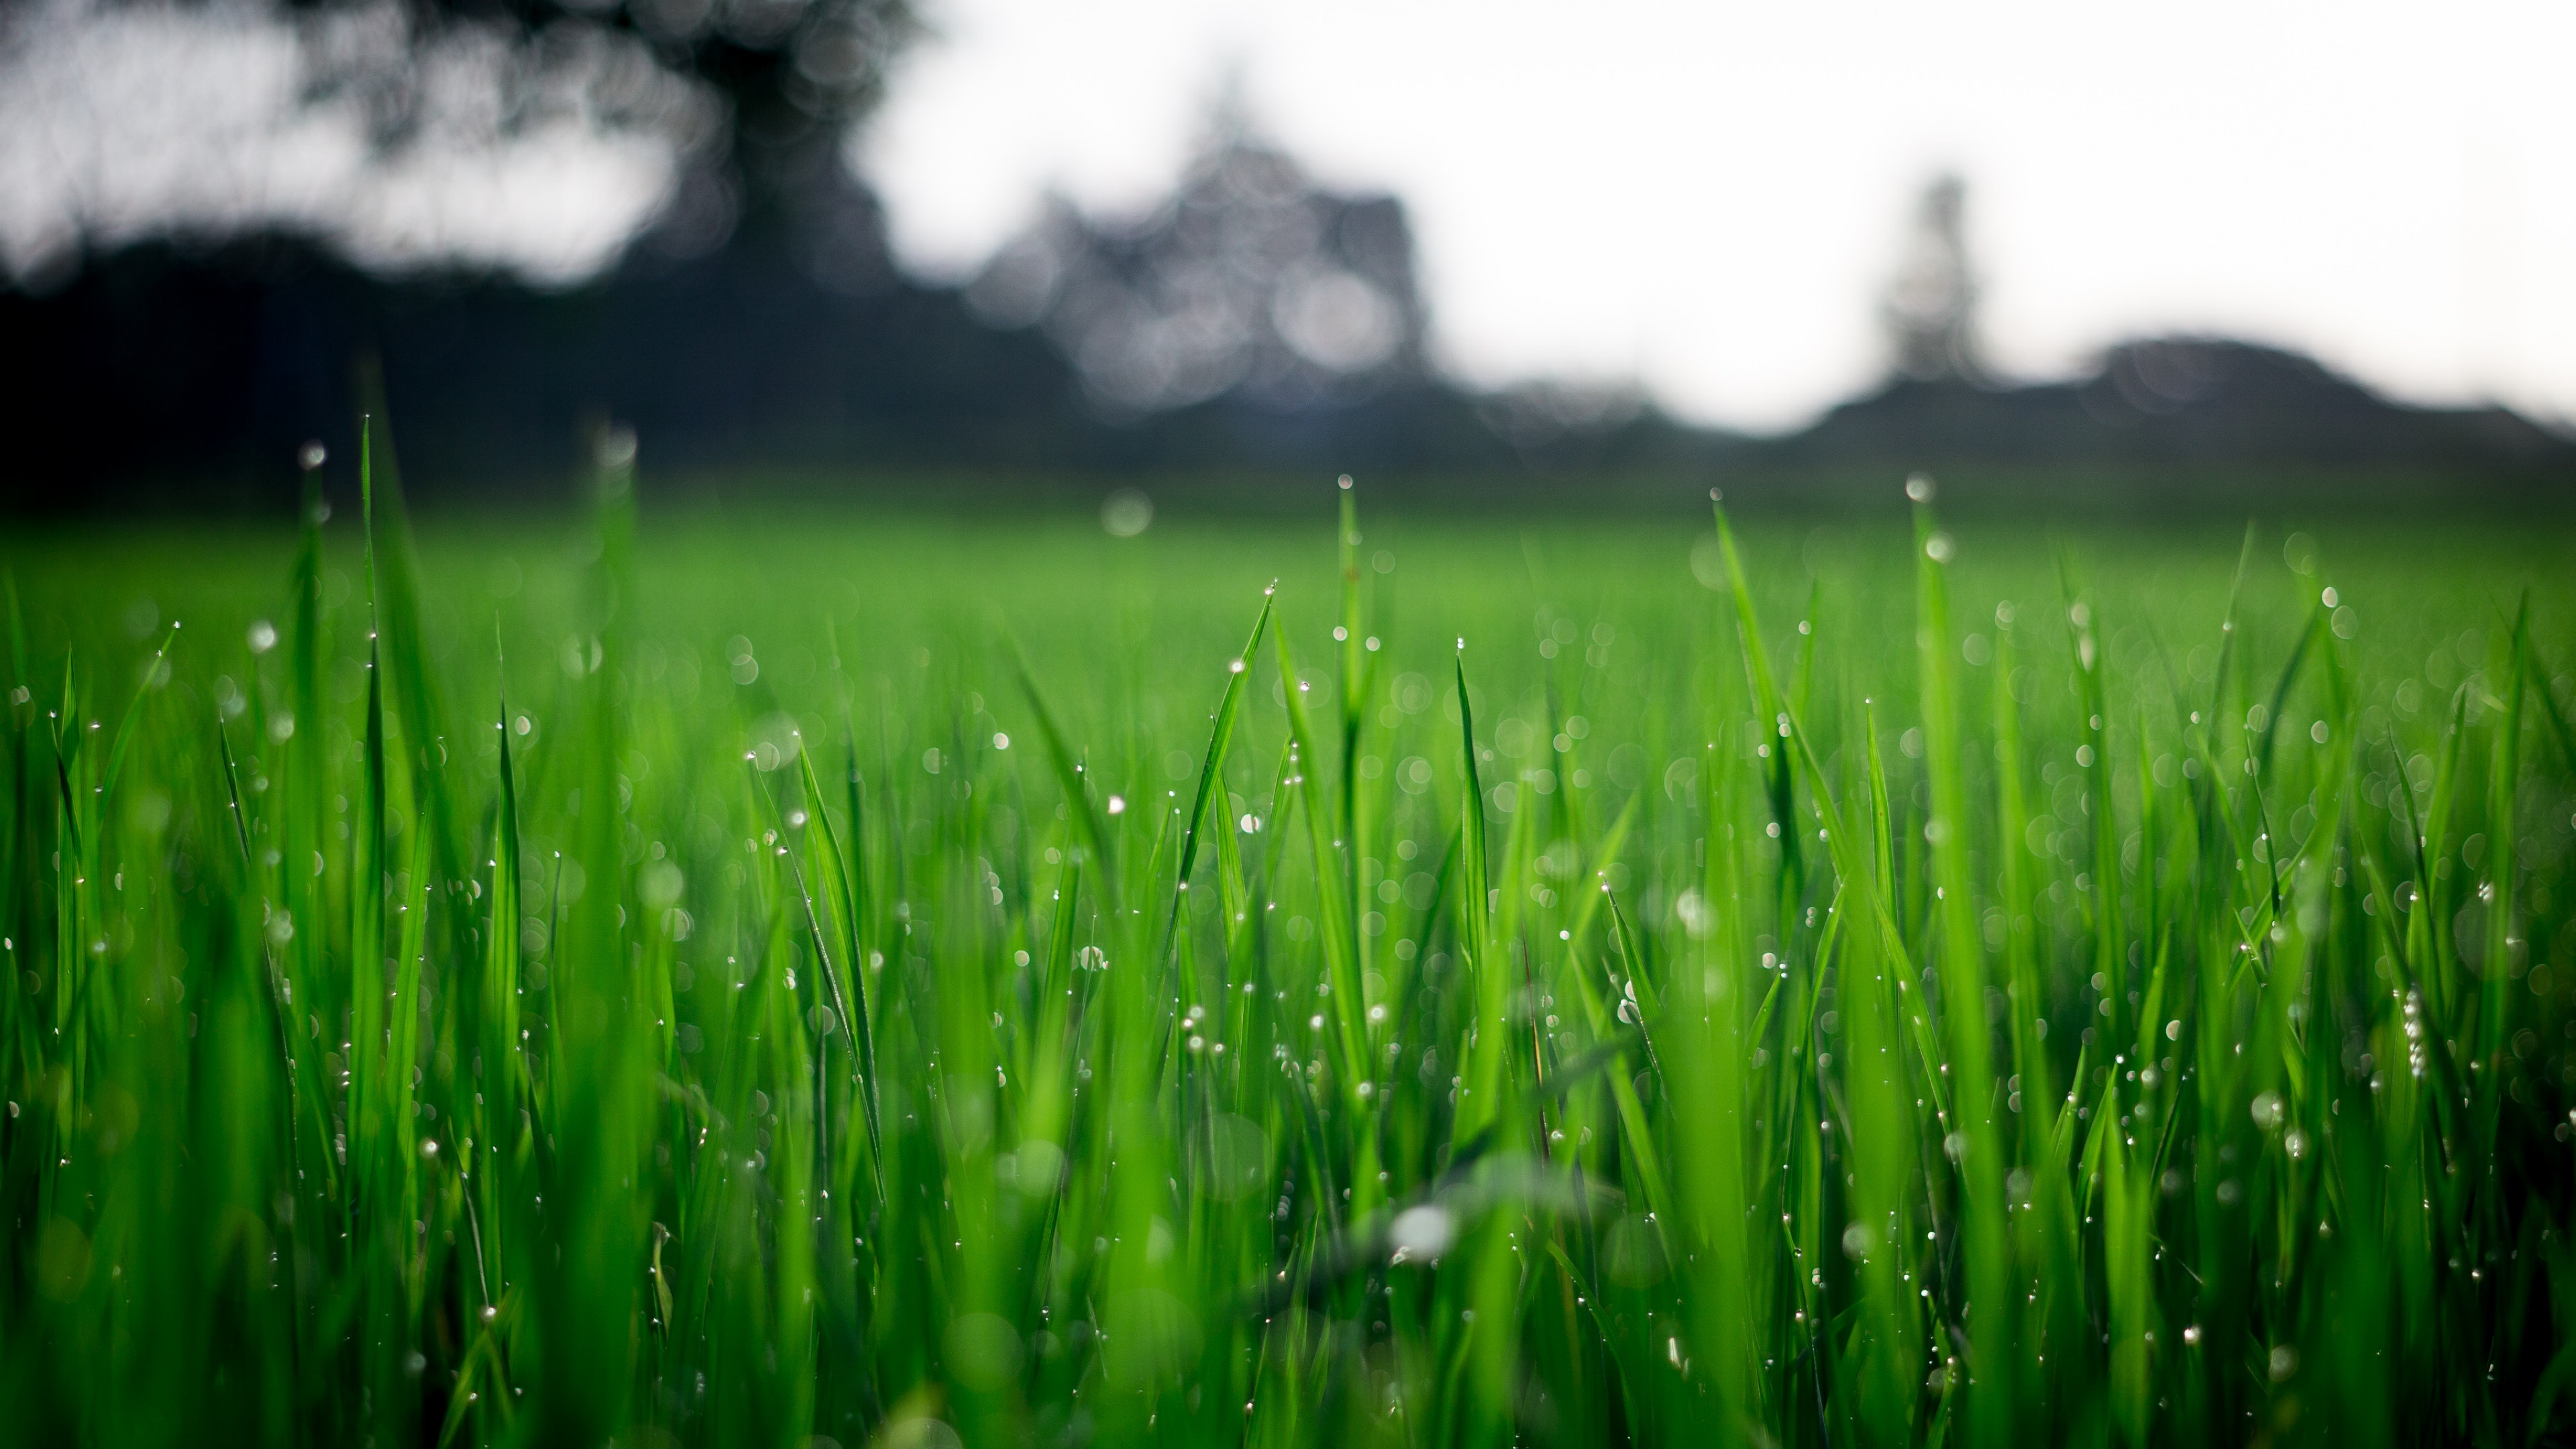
4, 460, 2575, 1449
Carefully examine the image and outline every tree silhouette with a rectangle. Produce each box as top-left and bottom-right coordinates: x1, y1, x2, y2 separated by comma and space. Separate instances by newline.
967, 89, 1431, 415
0, 0, 919, 270
1878, 172, 1984, 384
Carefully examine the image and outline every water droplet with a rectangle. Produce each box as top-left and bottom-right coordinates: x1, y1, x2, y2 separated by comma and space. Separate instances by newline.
1102, 488, 1154, 537
1389, 1205, 1454, 1263
595, 425, 637, 469
2250, 1091, 2286, 1130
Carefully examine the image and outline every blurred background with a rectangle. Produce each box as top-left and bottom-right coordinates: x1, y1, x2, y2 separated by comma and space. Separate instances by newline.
1, 0, 2571, 513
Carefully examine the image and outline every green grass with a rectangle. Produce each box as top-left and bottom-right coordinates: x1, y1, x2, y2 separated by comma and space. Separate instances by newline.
3, 457, 2574, 1448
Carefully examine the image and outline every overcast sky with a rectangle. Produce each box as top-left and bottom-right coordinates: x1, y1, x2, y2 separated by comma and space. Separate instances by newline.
861, 0, 2576, 431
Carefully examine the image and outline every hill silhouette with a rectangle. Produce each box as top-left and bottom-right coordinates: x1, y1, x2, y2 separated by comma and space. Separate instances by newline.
1778, 338, 2569, 470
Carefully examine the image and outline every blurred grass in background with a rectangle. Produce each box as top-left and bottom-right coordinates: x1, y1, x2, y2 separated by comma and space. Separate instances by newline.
3, 462, 2573, 1448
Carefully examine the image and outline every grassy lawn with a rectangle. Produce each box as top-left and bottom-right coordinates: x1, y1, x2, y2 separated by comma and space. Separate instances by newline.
3, 469, 2572, 1446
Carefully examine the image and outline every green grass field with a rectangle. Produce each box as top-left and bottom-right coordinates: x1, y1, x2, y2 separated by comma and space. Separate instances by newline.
4, 457, 2573, 1448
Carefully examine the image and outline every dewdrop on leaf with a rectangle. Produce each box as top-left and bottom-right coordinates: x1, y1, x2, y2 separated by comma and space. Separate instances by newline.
1389, 1205, 1454, 1264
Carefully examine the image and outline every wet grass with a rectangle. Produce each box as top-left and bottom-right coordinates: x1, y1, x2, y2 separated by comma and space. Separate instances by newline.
3, 452, 2574, 1448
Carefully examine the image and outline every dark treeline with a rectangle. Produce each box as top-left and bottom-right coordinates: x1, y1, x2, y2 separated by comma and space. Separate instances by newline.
0, 226, 1721, 513
5, 150, 2571, 516
9, 232, 2570, 517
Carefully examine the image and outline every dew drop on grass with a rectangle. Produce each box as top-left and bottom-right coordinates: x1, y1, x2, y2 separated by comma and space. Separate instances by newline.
1389, 1205, 1453, 1264
1102, 489, 1154, 537
2251, 1091, 2286, 1130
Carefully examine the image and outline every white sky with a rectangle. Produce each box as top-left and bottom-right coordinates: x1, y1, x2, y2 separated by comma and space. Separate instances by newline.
861, 0, 2576, 431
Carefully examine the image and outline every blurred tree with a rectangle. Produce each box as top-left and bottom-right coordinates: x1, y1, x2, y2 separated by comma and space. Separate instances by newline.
1879, 172, 1984, 384
0, 0, 918, 278
966, 87, 1432, 415
315, 0, 917, 264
